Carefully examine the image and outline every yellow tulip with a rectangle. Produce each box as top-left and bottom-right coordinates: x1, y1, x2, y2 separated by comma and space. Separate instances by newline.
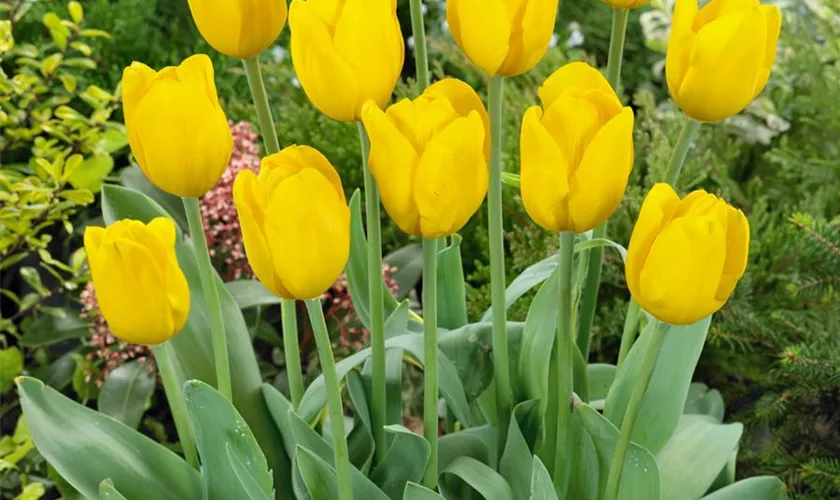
626, 184, 750, 325
361, 79, 489, 238
666, 0, 782, 122
186, 0, 287, 59
233, 145, 350, 300
447, 0, 559, 77
289, 0, 404, 122
84, 218, 190, 345
520, 62, 635, 234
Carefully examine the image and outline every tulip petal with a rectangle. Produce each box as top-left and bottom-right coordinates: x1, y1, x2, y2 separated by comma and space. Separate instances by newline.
175, 54, 221, 109
146, 217, 190, 333
538, 61, 617, 111
752, 5, 781, 99
236, 0, 287, 59
84, 226, 105, 263
502, 0, 558, 76
567, 107, 634, 233
716, 206, 750, 301
264, 169, 350, 300
626, 183, 681, 299
147, 217, 176, 249
453, 0, 511, 75
677, 6, 766, 122
424, 79, 491, 160
520, 106, 570, 232
665, 0, 699, 101
414, 111, 488, 238
261, 146, 345, 203
187, 0, 243, 58
693, 0, 759, 30
362, 100, 422, 235
540, 93, 604, 169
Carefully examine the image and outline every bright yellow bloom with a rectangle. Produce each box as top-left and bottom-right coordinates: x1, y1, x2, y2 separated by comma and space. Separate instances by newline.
186, 0, 287, 59
666, 0, 782, 122
122, 54, 233, 198
233, 146, 350, 300
84, 218, 190, 345
520, 62, 635, 234
626, 184, 750, 325
289, 0, 404, 122
447, 0, 559, 77
361, 79, 489, 238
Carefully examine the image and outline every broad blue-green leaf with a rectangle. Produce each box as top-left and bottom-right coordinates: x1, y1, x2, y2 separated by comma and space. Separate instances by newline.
370, 425, 431, 499
518, 264, 561, 407
296, 445, 390, 500
225, 280, 282, 309
119, 166, 188, 231
404, 482, 446, 500
227, 443, 273, 500
97, 361, 155, 430
345, 370, 374, 474
98, 479, 128, 499
384, 243, 423, 300
185, 380, 273, 500
700, 476, 786, 500
440, 456, 515, 500
657, 415, 743, 500
566, 412, 599, 500
101, 184, 178, 233
587, 364, 616, 406
482, 254, 557, 322
529, 457, 558, 500
500, 400, 540, 498
17, 377, 201, 500
576, 402, 659, 500
436, 235, 468, 329
605, 316, 713, 455
684, 383, 725, 423
439, 425, 496, 473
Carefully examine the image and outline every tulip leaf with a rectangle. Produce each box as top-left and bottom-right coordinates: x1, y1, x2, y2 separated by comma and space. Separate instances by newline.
700, 476, 786, 500
98, 479, 128, 500
657, 414, 743, 500
684, 383, 725, 423
96, 361, 155, 430
227, 443, 273, 500
345, 370, 374, 474
119, 166, 189, 231
369, 425, 431, 499
16, 376, 201, 500
529, 457, 558, 500
100, 184, 177, 234
225, 279, 282, 309
383, 243, 423, 300
499, 400, 540, 498
296, 445, 390, 500
184, 380, 273, 500
403, 482, 446, 500
604, 316, 713, 455
517, 263, 562, 407
439, 425, 496, 473
439, 456, 515, 500
436, 234, 468, 330
566, 412, 600, 500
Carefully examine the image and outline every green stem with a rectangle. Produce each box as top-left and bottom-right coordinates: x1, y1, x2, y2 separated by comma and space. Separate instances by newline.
487, 76, 512, 443
575, 7, 630, 360
183, 197, 232, 400
305, 300, 353, 500
616, 299, 641, 368
242, 55, 304, 408
422, 237, 439, 488
358, 122, 387, 464
664, 119, 701, 187
408, 0, 430, 90
152, 342, 199, 469
552, 232, 575, 495
604, 320, 669, 500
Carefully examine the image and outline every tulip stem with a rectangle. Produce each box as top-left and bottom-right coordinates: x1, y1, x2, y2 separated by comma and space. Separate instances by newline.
358, 122, 388, 464
152, 342, 199, 469
616, 299, 642, 368
576, 6, 631, 361
242, 54, 304, 408
553, 232, 576, 496
422, 237, 439, 489
183, 197, 232, 401
409, 0, 430, 90
488, 75, 512, 445
305, 300, 354, 500
604, 320, 670, 500
664, 118, 701, 187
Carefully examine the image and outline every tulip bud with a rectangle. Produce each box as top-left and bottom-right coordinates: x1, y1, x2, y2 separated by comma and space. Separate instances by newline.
361, 79, 489, 238
520, 62, 634, 234
666, 0, 782, 122
447, 0, 559, 77
186, 0, 287, 59
84, 218, 190, 345
626, 184, 750, 325
289, 0, 404, 122
233, 146, 350, 300
122, 54, 233, 198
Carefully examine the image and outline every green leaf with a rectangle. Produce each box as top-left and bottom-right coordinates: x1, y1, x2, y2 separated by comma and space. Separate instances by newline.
587, 364, 616, 405
684, 383, 725, 422
226, 280, 282, 309
60, 188, 95, 205
185, 380, 273, 500
345, 370, 374, 473
383, 243, 423, 300
436, 234, 468, 330
500, 400, 540, 498
657, 415, 743, 500
439, 425, 495, 473
20, 267, 47, 295
403, 482, 446, 500
700, 476, 786, 500
68, 1, 83, 22
370, 425, 430, 499
529, 456, 558, 500
17, 482, 46, 500
296, 445, 390, 500
101, 184, 176, 229
604, 316, 713, 455
575, 403, 659, 500
440, 456, 515, 500
501, 172, 520, 188
17, 377, 201, 499
117, 167, 189, 231
481, 254, 557, 322
67, 154, 114, 192
98, 479, 128, 500
97, 361, 155, 430
20, 308, 89, 346
97, 126, 129, 154
518, 264, 562, 407
0, 347, 23, 393
227, 442, 273, 500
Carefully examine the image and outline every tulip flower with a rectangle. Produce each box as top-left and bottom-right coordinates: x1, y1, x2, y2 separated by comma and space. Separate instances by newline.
446, 0, 559, 77
84, 218, 190, 345
122, 54, 233, 198
186, 0, 287, 59
360, 79, 489, 238
233, 146, 350, 300
520, 62, 634, 234
666, 0, 782, 122
626, 184, 750, 325
289, 0, 404, 122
